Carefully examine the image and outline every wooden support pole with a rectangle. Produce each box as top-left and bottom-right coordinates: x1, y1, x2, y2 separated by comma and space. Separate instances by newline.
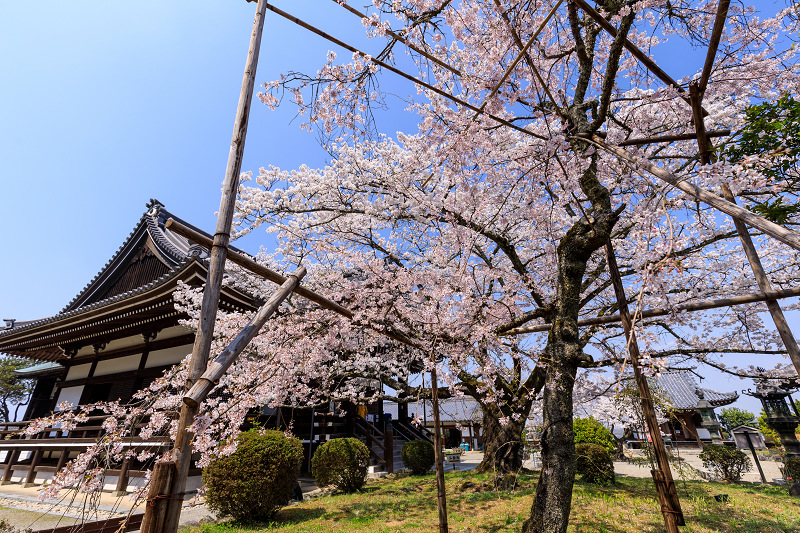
2, 449, 19, 484
183, 266, 307, 408
262, 2, 547, 141
55, 448, 70, 473
152, 1, 269, 532
166, 218, 351, 319
384, 428, 394, 474
140, 461, 175, 533
572, 0, 705, 115
585, 134, 800, 252
501, 286, 800, 335
115, 456, 132, 496
606, 239, 684, 532
430, 365, 449, 533
698, 0, 731, 94
744, 432, 767, 483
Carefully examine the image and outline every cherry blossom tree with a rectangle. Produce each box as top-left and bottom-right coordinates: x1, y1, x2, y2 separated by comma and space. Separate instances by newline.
18, 2, 800, 533
234, 1, 800, 531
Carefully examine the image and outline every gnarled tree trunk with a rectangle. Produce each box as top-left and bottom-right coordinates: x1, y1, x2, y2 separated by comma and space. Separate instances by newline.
475, 402, 528, 477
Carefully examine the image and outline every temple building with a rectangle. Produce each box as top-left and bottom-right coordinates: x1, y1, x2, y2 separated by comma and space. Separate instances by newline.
651, 371, 739, 447
0, 200, 409, 492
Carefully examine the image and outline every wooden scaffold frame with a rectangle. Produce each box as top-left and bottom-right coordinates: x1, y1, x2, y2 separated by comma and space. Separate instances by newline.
134, 2, 800, 533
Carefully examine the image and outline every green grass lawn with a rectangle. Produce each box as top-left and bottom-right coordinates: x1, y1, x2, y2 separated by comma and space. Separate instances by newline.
181, 470, 800, 533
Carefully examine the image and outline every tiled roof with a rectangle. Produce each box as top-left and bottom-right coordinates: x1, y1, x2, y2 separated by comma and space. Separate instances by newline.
0, 200, 253, 353
652, 371, 738, 410
385, 397, 482, 423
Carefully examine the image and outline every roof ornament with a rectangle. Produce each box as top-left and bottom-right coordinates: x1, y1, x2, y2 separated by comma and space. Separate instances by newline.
3, 319, 15, 330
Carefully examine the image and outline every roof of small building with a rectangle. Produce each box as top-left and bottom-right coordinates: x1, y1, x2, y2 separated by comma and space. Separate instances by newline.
651, 371, 738, 411
385, 397, 482, 423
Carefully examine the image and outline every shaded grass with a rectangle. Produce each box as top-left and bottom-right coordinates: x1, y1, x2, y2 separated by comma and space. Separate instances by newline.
182, 470, 800, 533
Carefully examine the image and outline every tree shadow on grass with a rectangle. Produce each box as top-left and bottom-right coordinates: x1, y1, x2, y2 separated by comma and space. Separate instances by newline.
271, 506, 326, 525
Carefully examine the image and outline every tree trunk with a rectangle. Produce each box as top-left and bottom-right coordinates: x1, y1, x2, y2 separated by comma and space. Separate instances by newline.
523, 149, 617, 533
523, 361, 578, 533
475, 402, 527, 476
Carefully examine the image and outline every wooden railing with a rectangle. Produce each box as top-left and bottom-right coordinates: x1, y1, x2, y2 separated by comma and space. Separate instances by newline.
0, 416, 172, 491
353, 416, 393, 474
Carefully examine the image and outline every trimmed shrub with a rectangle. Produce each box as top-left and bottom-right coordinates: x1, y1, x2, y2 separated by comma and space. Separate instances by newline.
203, 429, 303, 522
784, 456, 800, 483
312, 437, 370, 492
699, 444, 751, 482
573, 416, 616, 456
575, 442, 615, 485
401, 440, 435, 475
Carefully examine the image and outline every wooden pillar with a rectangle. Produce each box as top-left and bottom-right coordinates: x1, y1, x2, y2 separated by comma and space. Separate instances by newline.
115, 456, 132, 496
384, 429, 394, 474
55, 448, 70, 472
24, 449, 43, 487
2, 449, 20, 484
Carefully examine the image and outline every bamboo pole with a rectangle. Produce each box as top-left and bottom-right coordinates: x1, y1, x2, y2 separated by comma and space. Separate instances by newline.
584, 134, 800, 252
606, 239, 684, 532
501, 286, 800, 335
183, 266, 306, 408
152, 1, 269, 531
429, 364, 449, 533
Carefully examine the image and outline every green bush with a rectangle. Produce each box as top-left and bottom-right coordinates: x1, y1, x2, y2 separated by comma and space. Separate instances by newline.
699, 444, 751, 483
401, 440, 435, 475
203, 429, 303, 522
784, 456, 800, 482
575, 442, 615, 485
312, 437, 370, 492
573, 416, 616, 456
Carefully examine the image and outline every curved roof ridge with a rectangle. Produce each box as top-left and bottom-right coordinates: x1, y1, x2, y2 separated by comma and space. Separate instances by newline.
0, 257, 202, 341
59, 200, 194, 314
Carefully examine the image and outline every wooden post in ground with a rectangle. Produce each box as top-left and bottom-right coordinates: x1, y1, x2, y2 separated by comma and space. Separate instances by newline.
606, 239, 684, 533
140, 461, 176, 533
148, 1, 269, 531
430, 366, 449, 533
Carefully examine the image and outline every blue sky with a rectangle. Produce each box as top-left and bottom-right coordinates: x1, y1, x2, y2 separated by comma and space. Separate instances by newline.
1, 0, 795, 415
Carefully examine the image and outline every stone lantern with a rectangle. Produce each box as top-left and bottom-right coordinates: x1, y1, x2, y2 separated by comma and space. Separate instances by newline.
694, 389, 723, 445
753, 378, 800, 459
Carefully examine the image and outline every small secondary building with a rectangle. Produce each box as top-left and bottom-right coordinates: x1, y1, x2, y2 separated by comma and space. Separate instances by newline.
651, 371, 738, 447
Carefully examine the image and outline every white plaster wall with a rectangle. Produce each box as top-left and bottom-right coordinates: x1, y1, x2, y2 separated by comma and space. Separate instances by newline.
146, 345, 192, 368
55, 386, 84, 410
66, 364, 92, 380
94, 354, 141, 376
